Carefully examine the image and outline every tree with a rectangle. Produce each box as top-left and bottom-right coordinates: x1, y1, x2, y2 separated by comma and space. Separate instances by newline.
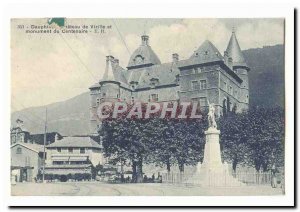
100, 103, 158, 183
246, 107, 284, 172
219, 107, 284, 173
219, 112, 250, 173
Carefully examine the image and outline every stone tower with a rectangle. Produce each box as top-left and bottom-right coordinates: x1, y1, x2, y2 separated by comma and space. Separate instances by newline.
225, 30, 250, 111
89, 56, 121, 135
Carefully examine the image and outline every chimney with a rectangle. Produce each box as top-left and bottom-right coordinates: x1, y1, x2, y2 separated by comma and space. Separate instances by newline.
55, 133, 59, 142
172, 53, 179, 63
106, 55, 114, 69
103, 55, 115, 81
141, 35, 149, 46
16, 119, 24, 128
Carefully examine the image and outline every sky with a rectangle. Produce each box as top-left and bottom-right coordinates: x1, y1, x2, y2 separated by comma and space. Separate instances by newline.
11, 18, 284, 112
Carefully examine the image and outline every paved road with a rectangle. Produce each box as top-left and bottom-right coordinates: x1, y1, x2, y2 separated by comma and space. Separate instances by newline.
11, 182, 283, 196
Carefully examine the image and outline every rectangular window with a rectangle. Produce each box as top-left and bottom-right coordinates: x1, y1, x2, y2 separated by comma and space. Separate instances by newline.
191, 98, 199, 104
199, 97, 207, 107
151, 94, 159, 102
57, 148, 61, 153
68, 148, 73, 153
16, 147, 22, 154
229, 86, 233, 95
200, 80, 207, 90
80, 148, 85, 154
191, 81, 200, 90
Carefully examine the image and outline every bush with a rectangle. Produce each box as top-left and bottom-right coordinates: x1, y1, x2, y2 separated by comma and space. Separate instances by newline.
74, 173, 84, 181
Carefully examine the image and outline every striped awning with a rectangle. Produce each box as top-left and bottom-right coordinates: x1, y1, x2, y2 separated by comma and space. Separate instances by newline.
52, 156, 88, 162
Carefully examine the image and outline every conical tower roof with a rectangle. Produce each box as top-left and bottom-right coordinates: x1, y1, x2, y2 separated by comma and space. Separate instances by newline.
225, 30, 248, 67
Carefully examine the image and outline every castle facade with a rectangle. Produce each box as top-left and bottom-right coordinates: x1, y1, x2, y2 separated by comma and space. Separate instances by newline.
89, 30, 250, 134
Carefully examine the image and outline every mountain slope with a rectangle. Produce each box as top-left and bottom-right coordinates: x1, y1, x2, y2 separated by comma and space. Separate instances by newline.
244, 44, 284, 108
11, 92, 90, 136
11, 44, 284, 135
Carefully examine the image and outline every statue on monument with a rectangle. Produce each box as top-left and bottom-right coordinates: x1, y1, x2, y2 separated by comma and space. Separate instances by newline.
207, 100, 217, 129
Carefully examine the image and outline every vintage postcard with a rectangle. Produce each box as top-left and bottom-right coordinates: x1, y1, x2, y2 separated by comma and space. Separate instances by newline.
8, 14, 294, 206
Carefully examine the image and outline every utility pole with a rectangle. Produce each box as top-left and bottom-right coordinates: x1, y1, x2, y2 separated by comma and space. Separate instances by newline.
42, 108, 47, 183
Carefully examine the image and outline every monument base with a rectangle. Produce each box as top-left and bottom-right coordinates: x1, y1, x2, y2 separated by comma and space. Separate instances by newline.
186, 162, 244, 187
186, 127, 244, 187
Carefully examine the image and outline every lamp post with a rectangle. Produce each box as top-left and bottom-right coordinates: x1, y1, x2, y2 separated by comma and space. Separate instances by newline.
42, 108, 47, 183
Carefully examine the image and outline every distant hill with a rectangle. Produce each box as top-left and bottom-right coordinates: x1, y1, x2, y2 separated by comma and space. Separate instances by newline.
11, 92, 90, 136
11, 44, 284, 135
244, 44, 284, 108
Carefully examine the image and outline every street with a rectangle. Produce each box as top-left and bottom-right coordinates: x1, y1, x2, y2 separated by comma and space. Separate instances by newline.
11, 182, 283, 196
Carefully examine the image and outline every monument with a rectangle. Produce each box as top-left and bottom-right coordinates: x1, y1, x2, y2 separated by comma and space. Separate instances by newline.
188, 102, 243, 187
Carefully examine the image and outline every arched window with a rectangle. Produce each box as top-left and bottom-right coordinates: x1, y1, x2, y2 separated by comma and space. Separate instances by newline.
134, 55, 144, 65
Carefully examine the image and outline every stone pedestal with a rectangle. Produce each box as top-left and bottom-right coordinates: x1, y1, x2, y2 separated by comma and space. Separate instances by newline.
202, 128, 222, 169
187, 127, 243, 187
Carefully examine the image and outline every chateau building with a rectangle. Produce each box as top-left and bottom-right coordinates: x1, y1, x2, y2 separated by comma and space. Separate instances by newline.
89, 30, 250, 134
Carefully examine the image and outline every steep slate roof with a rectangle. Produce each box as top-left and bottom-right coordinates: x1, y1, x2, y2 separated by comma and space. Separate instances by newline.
127, 62, 180, 89
46, 136, 102, 149
178, 40, 224, 68
90, 60, 130, 90
225, 31, 248, 67
11, 142, 44, 153
114, 65, 128, 84
127, 35, 161, 69
31, 132, 62, 145
91, 37, 244, 91
11, 124, 29, 133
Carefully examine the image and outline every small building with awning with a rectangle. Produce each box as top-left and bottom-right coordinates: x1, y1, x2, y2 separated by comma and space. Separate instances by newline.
44, 136, 104, 179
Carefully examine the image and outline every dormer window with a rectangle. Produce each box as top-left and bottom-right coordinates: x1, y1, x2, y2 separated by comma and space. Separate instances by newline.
150, 78, 159, 88
130, 81, 138, 90
134, 55, 144, 65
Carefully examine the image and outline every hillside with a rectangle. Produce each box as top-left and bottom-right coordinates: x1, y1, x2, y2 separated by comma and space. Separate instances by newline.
11, 44, 284, 135
244, 44, 284, 108
11, 92, 90, 136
